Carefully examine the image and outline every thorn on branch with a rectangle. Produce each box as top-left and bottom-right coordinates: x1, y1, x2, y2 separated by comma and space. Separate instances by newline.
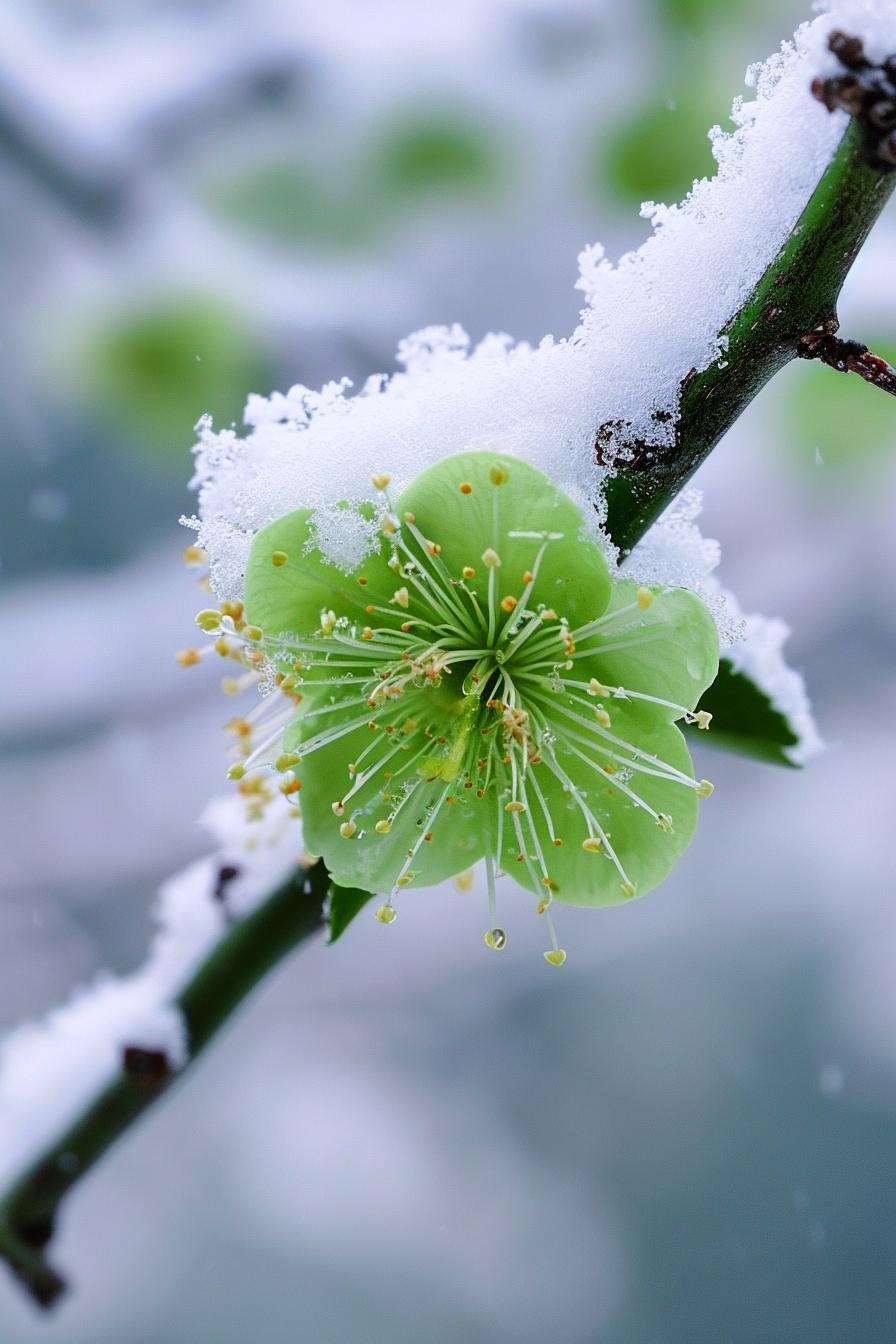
812, 32, 896, 169
797, 326, 896, 397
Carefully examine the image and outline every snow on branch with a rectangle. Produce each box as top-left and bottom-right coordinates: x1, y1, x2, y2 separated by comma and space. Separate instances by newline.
187, 2, 893, 606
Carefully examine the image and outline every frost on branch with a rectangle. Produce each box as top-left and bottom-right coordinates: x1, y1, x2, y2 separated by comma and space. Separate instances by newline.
0, 795, 305, 1189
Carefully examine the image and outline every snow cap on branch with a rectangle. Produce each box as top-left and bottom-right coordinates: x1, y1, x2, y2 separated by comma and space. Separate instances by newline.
185, 1, 893, 609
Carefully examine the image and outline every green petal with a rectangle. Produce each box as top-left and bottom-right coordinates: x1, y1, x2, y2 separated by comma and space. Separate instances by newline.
395, 451, 613, 636
295, 695, 486, 894
575, 579, 719, 722
244, 505, 399, 643
487, 701, 700, 907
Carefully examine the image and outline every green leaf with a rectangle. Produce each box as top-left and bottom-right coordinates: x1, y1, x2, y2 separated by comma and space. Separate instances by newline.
327, 884, 376, 944
684, 658, 800, 767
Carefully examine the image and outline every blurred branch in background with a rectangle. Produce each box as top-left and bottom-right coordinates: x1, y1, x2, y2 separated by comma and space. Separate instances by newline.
2, 24, 895, 1316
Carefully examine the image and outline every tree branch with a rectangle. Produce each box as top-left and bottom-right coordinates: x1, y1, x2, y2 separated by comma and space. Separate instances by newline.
604, 115, 896, 553
796, 325, 896, 395
3, 28, 896, 1313
0, 862, 328, 1307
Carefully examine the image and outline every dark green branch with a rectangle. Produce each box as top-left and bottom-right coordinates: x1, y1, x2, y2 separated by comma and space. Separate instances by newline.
0, 862, 328, 1307
604, 116, 896, 553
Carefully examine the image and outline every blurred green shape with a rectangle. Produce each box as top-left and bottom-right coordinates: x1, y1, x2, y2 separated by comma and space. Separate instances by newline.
370, 113, 501, 201
598, 89, 721, 205
208, 159, 378, 250
683, 658, 800, 767
81, 295, 271, 467
783, 339, 896, 479
656, 0, 748, 34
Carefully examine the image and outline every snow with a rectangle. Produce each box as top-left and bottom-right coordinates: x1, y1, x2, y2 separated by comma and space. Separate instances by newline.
725, 610, 825, 765
186, 1, 896, 602
0, 795, 306, 1188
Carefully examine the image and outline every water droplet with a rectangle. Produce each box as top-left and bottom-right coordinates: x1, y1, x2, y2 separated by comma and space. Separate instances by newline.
484, 928, 506, 950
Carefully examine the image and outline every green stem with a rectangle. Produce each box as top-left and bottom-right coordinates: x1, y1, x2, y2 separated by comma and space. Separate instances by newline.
0, 863, 328, 1307
604, 119, 896, 553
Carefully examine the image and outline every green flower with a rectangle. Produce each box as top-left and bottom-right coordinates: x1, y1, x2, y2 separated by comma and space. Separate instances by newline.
242, 451, 719, 962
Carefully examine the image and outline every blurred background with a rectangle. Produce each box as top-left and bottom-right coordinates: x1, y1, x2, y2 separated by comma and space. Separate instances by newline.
2, 1, 895, 1340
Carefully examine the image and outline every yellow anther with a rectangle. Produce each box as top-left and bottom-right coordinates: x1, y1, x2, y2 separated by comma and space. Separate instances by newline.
696, 779, 715, 799
392, 587, 410, 609
582, 837, 602, 853
183, 545, 206, 566
221, 677, 241, 694
195, 608, 221, 632
320, 609, 337, 635
331, 801, 345, 817
501, 595, 517, 613
275, 752, 302, 772
636, 587, 654, 610
396, 874, 413, 886
536, 898, 550, 915
339, 821, 357, 839
374, 819, 392, 834
489, 465, 508, 485
176, 648, 200, 667
539, 608, 557, 621
462, 566, 476, 580
522, 570, 534, 584
242, 625, 261, 642
453, 868, 475, 892
403, 511, 416, 524
361, 626, 374, 641
381, 516, 397, 536
226, 717, 252, 738
656, 813, 674, 833
694, 711, 713, 730
271, 550, 289, 567
602, 762, 616, 775
220, 600, 244, 620
595, 708, 611, 728
482, 548, 501, 568
588, 678, 611, 696
227, 763, 245, 780
280, 777, 301, 795
504, 800, 526, 814
214, 637, 230, 657
375, 903, 397, 924
371, 473, 391, 490
620, 881, 637, 899
459, 481, 473, 494
544, 949, 566, 967
427, 542, 442, 556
